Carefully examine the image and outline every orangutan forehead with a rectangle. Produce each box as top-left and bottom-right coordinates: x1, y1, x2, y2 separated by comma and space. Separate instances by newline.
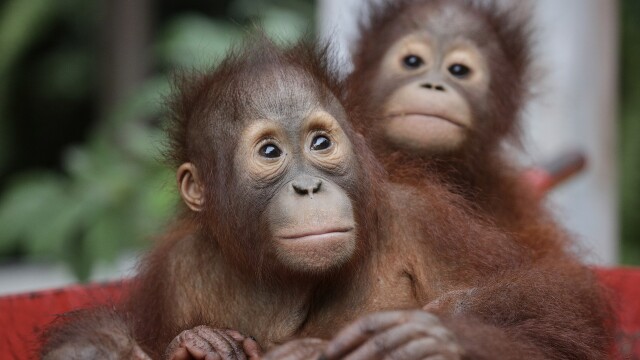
237, 65, 339, 124
402, 2, 494, 46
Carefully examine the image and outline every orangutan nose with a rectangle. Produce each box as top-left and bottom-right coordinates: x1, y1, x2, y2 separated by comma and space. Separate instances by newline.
292, 176, 322, 198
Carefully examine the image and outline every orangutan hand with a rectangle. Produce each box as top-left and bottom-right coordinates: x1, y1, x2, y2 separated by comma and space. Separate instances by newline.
321, 310, 463, 360
165, 326, 262, 360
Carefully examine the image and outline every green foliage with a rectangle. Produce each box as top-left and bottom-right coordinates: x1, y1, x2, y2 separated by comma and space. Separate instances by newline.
0, 0, 57, 75
0, 0, 314, 280
620, 0, 640, 265
0, 132, 177, 280
157, 14, 243, 70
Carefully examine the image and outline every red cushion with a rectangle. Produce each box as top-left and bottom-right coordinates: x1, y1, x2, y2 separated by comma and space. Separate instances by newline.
0, 281, 126, 359
0, 269, 638, 359
596, 267, 640, 359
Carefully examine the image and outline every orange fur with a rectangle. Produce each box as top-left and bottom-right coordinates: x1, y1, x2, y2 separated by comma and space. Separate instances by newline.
41, 32, 612, 360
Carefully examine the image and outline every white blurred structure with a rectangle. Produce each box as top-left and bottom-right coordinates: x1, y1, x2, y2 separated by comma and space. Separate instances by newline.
318, 0, 619, 264
522, 1, 619, 265
0, 254, 138, 296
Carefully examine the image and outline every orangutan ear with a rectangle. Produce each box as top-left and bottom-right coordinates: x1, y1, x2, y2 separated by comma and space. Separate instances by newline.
177, 162, 204, 212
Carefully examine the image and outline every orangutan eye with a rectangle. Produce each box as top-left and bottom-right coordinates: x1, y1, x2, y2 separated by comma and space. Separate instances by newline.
403, 55, 424, 69
448, 63, 471, 78
259, 144, 282, 158
310, 135, 332, 151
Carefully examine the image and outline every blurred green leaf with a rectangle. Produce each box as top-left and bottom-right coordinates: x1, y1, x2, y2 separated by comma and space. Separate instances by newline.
262, 7, 311, 43
84, 207, 134, 266
131, 169, 177, 237
0, 173, 67, 252
25, 192, 84, 257
116, 76, 171, 124
157, 14, 242, 69
620, 0, 640, 265
0, 0, 57, 76
230, 0, 315, 21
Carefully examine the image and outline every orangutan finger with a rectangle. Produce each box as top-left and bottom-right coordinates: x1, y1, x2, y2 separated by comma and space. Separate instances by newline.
339, 322, 435, 360
323, 311, 409, 359
181, 330, 215, 359
243, 337, 264, 360
194, 327, 245, 360
223, 329, 246, 342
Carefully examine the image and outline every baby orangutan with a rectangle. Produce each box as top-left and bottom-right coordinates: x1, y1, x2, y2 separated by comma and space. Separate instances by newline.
347, 0, 544, 234
41, 36, 610, 360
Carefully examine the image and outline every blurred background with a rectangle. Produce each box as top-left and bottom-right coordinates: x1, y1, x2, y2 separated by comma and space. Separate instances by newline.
0, 0, 638, 294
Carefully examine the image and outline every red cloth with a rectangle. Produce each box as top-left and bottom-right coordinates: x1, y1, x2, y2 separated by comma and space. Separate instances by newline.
0, 281, 125, 359
0, 269, 638, 359
596, 267, 640, 359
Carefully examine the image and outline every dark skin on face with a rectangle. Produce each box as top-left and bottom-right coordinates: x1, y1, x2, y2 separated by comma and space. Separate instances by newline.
372, 2, 492, 155
40, 38, 610, 360
177, 96, 360, 276
350, 0, 503, 157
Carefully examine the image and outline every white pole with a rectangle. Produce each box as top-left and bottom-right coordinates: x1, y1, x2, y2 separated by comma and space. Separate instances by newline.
522, 0, 619, 265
